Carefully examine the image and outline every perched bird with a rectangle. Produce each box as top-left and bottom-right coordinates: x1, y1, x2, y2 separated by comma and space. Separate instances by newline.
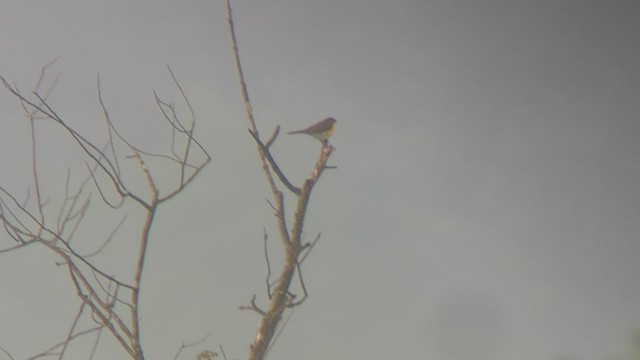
287, 117, 337, 144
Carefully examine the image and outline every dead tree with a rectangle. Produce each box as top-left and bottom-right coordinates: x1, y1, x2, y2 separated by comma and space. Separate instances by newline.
0, 61, 210, 360
225, 2, 335, 360
0, 4, 331, 359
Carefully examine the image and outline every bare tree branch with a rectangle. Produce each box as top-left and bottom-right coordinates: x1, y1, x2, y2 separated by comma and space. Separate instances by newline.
263, 228, 273, 299
0, 61, 210, 360
0, 345, 16, 360
248, 129, 300, 195
226, 2, 335, 360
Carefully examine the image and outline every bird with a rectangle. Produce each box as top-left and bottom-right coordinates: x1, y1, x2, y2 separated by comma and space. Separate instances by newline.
287, 117, 337, 144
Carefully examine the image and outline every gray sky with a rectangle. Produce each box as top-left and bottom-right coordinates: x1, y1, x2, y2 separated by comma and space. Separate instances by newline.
1, 1, 639, 359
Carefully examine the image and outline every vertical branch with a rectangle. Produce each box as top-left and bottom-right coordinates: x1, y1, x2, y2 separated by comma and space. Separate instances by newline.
29, 112, 45, 226
225, 2, 335, 360
130, 151, 159, 360
225, 0, 281, 200
247, 145, 333, 360
225, 0, 257, 135
17, 59, 61, 231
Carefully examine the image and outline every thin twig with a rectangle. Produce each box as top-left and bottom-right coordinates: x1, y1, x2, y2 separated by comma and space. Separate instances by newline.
0, 345, 16, 360
238, 295, 266, 316
83, 214, 127, 257
248, 129, 300, 195
58, 303, 86, 359
299, 232, 321, 264
219, 345, 228, 360
172, 331, 212, 360
292, 262, 308, 306
263, 228, 272, 299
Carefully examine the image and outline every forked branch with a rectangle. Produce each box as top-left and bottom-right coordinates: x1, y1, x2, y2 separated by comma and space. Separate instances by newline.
226, 2, 335, 360
0, 63, 210, 360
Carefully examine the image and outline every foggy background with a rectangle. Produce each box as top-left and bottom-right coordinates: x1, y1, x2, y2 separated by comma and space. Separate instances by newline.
1, 1, 639, 359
